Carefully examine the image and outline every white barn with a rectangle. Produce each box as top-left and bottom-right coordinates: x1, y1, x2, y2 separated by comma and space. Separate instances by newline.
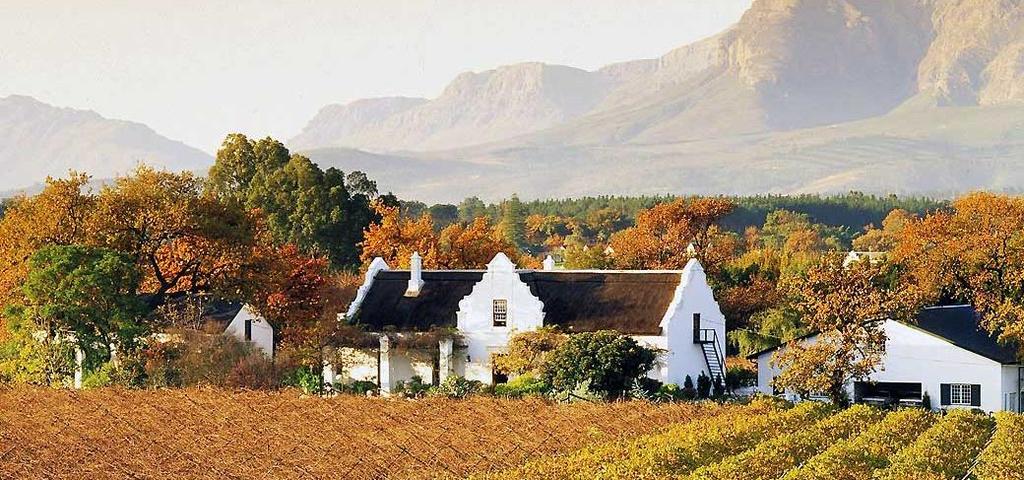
335, 252, 727, 394
751, 305, 1024, 413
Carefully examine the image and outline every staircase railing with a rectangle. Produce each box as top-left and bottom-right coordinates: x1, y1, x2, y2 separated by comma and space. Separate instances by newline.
696, 328, 725, 381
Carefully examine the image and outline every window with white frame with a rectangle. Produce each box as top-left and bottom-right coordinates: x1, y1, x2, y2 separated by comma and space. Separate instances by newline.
492, 299, 508, 327
950, 383, 972, 406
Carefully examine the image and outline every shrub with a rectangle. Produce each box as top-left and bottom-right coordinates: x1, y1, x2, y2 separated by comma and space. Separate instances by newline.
334, 379, 379, 395
725, 363, 757, 391
697, 372, 712, 399
543, 330, 659, 400
691, 404, 884, 480
283, 365, 321, 394
657, 383, 683, 401
393, 375, 431, 398
712, 375, 725, 398
629, 377, 663, 401
782, 408, 935, 480
494, 373, 550, 398
430, 375, 481, 399
682, 375, 697, 400
492, 327, 566, 375
875, 408, 993, 480
974, 412, 1024, 480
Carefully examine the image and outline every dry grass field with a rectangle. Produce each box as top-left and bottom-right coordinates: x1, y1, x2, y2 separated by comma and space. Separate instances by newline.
0, 387, 713, 479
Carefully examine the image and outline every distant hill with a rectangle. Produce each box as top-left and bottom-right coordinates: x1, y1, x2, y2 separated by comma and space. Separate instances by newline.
295, 0, 1024, 203
0, 95, 212, 192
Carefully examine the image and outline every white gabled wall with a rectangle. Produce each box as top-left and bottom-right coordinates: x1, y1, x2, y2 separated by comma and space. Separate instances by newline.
660, 259, 727, 386
455, 253, 545, 383
224, 305, 274, 358
755, 319, 1013, 412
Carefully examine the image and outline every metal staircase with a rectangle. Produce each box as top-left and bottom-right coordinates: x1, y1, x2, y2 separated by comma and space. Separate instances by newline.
695, 329, 725, 382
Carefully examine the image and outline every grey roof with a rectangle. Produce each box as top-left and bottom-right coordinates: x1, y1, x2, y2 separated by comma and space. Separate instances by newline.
748, 305, 1021, 364
911, 305, 1020, 364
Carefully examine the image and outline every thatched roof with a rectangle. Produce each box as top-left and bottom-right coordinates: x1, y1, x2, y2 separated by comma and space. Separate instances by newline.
351, 269, 681, 335
353, 270, 483, 332
520, 272, 679, 335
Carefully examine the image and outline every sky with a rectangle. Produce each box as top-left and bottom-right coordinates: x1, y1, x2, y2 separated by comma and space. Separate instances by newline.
0, 0, 752, 153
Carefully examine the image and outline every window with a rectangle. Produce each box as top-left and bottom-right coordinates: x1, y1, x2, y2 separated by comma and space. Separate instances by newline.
244, 319, 252, 342
950, 383, 972, 406
492, 299, 508, 327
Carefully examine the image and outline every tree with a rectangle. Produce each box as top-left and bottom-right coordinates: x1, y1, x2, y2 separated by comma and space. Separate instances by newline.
0, 173, 94, 307
361, 201, 527, 269
543, 330, 659, 400
607, 197, 736, 272
853, 209, 916, 252
360, 201, 436, 268
2, 245, 144, 385
492, 327, 566, 376
207, 134, 379, 269
891, 193, 1024, 351
251, 244, 357, 393
771, 255, 916, 405
427, 204, 459, 230
90, 166, 263, 309
457, 196, 487, 222
497, 194, 527, 250
434, 217, 525, 269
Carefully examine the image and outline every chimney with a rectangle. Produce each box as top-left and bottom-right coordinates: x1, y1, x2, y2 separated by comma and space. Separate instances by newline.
405, 251, 424, 297
542, 255, 556, 271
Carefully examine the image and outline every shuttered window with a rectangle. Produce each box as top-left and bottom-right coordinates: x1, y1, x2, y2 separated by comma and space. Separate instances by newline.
941, 383, 981, 407
492, 299, 508, 327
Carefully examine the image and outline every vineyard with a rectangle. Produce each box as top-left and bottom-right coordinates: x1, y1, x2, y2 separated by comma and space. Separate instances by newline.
1, 388, 1022, 480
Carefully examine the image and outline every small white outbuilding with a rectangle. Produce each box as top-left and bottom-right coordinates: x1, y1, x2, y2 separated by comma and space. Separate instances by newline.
223, 304, 274, 357
751, 305, 1024, 413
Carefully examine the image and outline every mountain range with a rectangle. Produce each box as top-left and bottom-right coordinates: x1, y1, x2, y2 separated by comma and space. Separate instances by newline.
6, 0, 1024, 202
0, 95, 211, 194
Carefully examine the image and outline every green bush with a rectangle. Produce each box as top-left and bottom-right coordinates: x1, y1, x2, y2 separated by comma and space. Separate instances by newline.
543, 330, 659, 400
494, 373, 550, 398
725, 364, 757, 391
697, 372, 713, 399
394, 375, 431, 398
430, 376, 482, 399
335, 380, 379, 395
284, 366, 321, 394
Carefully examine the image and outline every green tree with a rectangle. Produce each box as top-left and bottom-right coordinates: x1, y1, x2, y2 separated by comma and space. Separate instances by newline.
207, 134, 379, 269
543, 330, 659, 400
497, 194, 527, 250
1, 245, 145, 385
457, 196, 487, 222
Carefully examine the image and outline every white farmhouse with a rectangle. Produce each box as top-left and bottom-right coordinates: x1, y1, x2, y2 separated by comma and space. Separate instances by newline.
336, 252, 727, 394
751, 305, 1024, 413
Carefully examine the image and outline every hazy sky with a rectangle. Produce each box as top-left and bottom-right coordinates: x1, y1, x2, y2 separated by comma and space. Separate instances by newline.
1, 1, 751, 153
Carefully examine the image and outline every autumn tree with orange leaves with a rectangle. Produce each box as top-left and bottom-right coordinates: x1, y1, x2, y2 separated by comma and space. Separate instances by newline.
607, 197, 737, 272
891, 192, 1024, 352
89, 167, 266, 309
361, 201, 530, 269
771, 255, 918, 405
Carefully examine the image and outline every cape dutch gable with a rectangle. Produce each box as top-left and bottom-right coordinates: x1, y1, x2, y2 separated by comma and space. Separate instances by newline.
342, 252, 727, 394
